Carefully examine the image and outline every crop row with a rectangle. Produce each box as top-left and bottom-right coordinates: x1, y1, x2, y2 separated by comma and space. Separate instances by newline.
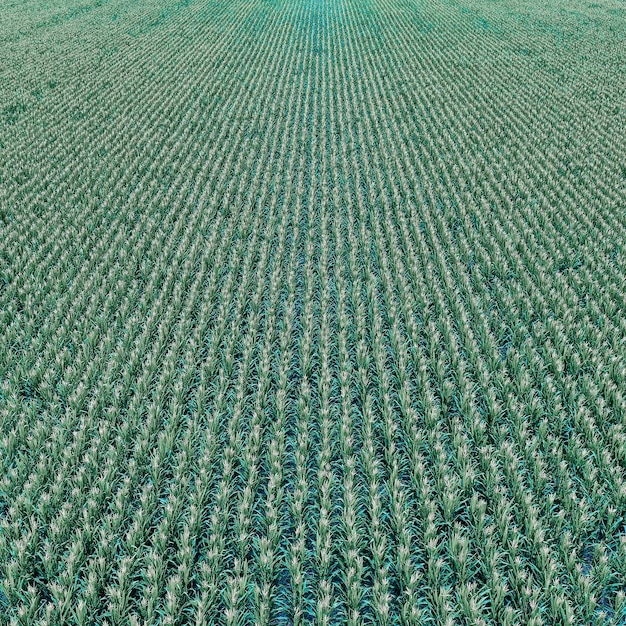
1, 0, 625, 624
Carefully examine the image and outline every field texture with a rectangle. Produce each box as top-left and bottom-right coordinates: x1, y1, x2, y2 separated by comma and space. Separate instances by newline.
1, 0, 626, 624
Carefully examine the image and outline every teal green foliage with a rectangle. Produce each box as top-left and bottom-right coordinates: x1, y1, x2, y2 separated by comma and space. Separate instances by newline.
0, 0, 625, 623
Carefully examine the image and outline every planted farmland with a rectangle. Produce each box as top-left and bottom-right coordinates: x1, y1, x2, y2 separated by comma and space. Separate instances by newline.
1, 0, 626, 623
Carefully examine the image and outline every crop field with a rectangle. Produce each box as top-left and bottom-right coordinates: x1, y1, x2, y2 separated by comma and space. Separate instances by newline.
1, 0, 626, 623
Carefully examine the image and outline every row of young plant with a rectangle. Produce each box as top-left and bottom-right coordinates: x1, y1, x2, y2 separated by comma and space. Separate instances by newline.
324, 0, 626, 622
1, 0, 625, 623
0, 0, 313, 622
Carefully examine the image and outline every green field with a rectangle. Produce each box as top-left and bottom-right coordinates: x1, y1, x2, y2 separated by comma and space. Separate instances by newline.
1, 0, 626, 623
